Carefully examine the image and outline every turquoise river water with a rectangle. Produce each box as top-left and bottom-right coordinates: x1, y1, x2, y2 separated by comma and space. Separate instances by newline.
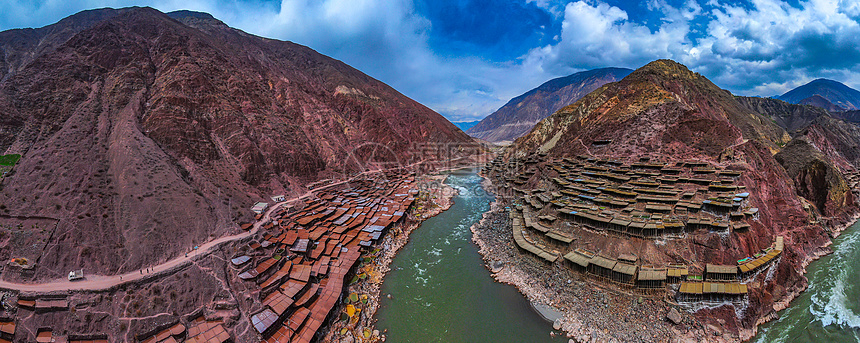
375, 169, 566, 342
756, 220, 860, 342
375, 169, 860, 342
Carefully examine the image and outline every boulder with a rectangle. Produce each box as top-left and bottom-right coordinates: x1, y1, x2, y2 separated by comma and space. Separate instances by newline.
667, 308, 682, 325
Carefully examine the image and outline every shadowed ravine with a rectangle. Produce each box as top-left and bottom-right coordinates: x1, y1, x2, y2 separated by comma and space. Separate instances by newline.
375, 169, 566, 342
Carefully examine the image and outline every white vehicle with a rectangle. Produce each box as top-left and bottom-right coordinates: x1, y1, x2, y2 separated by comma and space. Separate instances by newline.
68, 269, 84, 281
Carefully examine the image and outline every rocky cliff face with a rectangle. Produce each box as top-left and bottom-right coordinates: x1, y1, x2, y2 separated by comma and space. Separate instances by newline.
831, 110, 860, 124
505, 59, 858, 338
775, 136, 854, 217
735, 96, 830, 133
738, 96, 860, 218
466, 67, 632, 143
0, 7, 475, 279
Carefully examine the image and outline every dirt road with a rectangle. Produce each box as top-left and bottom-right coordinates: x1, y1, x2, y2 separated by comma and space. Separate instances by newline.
0, 157, 488, 293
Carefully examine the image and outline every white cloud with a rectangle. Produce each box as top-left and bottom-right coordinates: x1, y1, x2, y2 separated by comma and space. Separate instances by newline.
0, 0, 557, 122
523, 0, 860, 96
523, 1, 694, 75
697, 0, 860, 94
2, 0, 860, 121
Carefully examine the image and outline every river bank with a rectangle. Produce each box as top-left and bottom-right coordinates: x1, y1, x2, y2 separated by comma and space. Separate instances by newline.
321, 174, 455, 343
372, 170, 566, 342
470, 176, 725, 343
737, 207, 860, 341
754, 217, 860, 342
749, 210, 860, 342
473, 169, 860, 343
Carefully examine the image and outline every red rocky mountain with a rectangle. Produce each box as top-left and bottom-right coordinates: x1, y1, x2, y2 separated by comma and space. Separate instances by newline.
737, 96, 860, 216
507, 59, 859, 338
0, 7, 475, 279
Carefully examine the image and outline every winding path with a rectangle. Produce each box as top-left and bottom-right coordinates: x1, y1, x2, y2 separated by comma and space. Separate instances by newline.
0, 156, 488, 293
0, 194, 300, 293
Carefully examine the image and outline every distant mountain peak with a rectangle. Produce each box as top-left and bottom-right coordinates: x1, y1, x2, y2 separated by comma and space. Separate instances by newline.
511, 58, 788, 158
466, 66, 632, 143
166, 10, 217, 20
780, 78, 860, 111
634, 59, 693, 76
811, 78, 840, 84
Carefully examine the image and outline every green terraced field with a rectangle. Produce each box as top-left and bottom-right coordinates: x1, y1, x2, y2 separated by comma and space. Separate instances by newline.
0, 154, 21, 166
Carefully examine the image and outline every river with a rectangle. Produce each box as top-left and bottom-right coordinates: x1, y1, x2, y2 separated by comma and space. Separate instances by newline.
375, 169, 566, 342
755, 221, 860, 342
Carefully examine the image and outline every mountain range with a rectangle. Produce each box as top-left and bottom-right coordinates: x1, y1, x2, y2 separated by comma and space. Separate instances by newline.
779, 78, 860, 111
2, 6, 860, 342
466, 67, 632, 143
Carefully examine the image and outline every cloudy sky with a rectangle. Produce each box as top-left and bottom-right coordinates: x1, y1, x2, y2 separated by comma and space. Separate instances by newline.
2, 0, 859, 122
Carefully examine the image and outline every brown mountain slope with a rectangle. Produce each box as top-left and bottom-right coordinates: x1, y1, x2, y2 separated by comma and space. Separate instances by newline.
0, 8, 129, 82
504, 59, 857, 338
735, 96, 830, 133
0, 7, 475, 279
512, 59, 789, 159
739, 94, 860, 223
466, 67, 632, 143
799, 94, 846, 112
735, 95, 860, 167
831, 110, 860, 123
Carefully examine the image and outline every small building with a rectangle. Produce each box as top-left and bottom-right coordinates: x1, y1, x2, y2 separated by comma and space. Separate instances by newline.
251, 202, 269, 214
705, 264, 738, 281
588, 254, 617, 279
250, 308, 279, 335
563, 249, 594, 272
270, 195, 286, 202
35, 328, 52, 343
667, 265, 689, 283
230, 255, 251, 266
677, 281, 704, 301
679, 281, 749, 302
0, 319, 15, 341
637, 268, 667, 289
34, 299, 68, 312
612, 262, 637, 285
618, 253, 638, 264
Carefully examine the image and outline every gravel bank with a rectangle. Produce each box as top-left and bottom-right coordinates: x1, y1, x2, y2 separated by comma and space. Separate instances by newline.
470, 177, 725, 343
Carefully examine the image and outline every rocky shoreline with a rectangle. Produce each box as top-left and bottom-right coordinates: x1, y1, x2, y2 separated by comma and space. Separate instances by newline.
472, 172, 860, 343
321, 174, 456, 343
744, 210, 860, 341
470, 176, 739, 343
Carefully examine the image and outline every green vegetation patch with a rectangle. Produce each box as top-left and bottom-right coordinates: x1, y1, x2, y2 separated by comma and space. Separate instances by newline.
0, 154, 21, 167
